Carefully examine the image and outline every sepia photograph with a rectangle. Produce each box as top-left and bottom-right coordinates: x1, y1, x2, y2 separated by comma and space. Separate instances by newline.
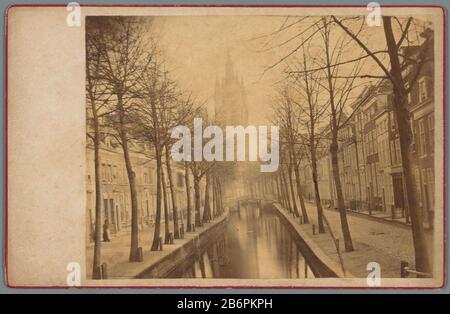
83, 10, 443, 284
4, 5, 445, 289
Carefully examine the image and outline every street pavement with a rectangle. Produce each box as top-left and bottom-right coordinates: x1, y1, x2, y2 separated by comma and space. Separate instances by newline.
86, 202, 434, 279
86, 223, 156, 279
295, 201, 434, 278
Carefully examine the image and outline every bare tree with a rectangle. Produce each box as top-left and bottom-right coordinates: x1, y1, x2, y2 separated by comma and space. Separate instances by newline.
319, 17, 359, 251
92, 16, 153, 262
161, 95, 200, 238
264, 16, 366, 250
135, 61, 171, 251
290, 47, 330, 233
190, 156, 215, 227
331, 15, 434, 273
85, 17, 115, 277
271, 88, 310, 221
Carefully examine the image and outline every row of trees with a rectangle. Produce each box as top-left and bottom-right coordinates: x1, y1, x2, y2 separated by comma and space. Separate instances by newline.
86, 17, 225, 279
266, 16, 433, 275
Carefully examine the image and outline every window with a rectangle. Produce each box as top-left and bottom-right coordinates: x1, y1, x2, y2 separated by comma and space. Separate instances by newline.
144, 172, 148, 185
414, 168, 422, 204
419, 119, 427, 156
142, 168, 151, 184
108, 164, 112, 182
390, 141, 396, 165
177, 172, 184, 188
101, 163, 106, 181
370, 132, 374, 154
384, 139, 388, 165
427, 168, 434, 208
419, 77, 428, 102
428, 115, 434, 154
113, 165, 117, 183
395, 139, 401, 164
405, 82, 412, 104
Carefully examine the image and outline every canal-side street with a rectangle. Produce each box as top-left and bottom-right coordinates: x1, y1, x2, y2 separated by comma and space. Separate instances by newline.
277, 201, 434, 278
86, 213, 228, 279
86, 199, 432, 279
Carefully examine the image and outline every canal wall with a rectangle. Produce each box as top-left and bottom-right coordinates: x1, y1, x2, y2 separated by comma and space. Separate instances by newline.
270, 203, 347, 278
134, 213, 228, 278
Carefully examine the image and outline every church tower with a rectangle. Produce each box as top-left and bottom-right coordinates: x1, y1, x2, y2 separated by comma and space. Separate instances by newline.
213, 54, 251, 202
214, 54, 249, 126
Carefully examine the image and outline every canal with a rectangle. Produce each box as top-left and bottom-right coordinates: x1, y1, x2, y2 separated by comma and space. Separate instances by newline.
167, 204, 315, 279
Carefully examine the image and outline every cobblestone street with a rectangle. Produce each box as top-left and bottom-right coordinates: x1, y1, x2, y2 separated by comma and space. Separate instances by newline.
290, 202, 435, 278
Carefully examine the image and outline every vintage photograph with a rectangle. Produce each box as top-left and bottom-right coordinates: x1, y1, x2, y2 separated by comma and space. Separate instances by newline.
84, 10, 443, 286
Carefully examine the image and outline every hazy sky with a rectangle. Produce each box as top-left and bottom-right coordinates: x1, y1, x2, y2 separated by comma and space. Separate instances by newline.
149, 15, 433, 125
151, 16, 291, 125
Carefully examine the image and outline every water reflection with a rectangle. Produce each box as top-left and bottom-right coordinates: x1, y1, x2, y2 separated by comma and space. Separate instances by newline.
169, 205, 315, 279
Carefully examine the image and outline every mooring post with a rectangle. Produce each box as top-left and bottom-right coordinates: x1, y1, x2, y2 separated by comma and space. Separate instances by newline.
159, 236, 163, 251
101, 263, 108, 279
299, 215, 303, 224
400, 261, 409, 278
137, 247, 143, 262
312, 224, 316, 235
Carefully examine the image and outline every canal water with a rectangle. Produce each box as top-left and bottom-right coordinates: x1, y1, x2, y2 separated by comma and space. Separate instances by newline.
168, 205, 315, 279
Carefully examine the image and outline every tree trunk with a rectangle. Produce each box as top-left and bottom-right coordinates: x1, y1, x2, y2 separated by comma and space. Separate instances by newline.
212, 175, 217, 218
215, 177, 222, 215
91, 110, 102, 278
151, 98, 162, 251
383, 16, 431, 274
151, 147, 163, 251
184, 162, 193, 232
293, 160, 310, 223
330, 134, 354, 250
311, 148, 325, 233
202, 172, 212, 222
216, 178, 223, 215
194, 175, 202, 227
275, 174, 282, 203
117, 95, 140, 262
287, 161, 300, 217
278, 173, 287, 208
280, 167, 293, 213
164, 144, 180, 238
161, 166, 171, 244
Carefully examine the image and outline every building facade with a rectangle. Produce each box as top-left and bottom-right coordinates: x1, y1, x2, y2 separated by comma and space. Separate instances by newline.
85, 135, 194, 243
301, 36, 435, 228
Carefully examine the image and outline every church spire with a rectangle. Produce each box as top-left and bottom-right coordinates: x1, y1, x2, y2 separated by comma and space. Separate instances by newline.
225, 51, 234, 80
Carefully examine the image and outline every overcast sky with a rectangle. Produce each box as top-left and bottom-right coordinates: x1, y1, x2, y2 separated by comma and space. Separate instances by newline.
149, 15, 433, 126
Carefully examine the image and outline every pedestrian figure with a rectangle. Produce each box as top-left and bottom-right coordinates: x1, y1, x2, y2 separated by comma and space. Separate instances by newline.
103, 219, 111, 242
